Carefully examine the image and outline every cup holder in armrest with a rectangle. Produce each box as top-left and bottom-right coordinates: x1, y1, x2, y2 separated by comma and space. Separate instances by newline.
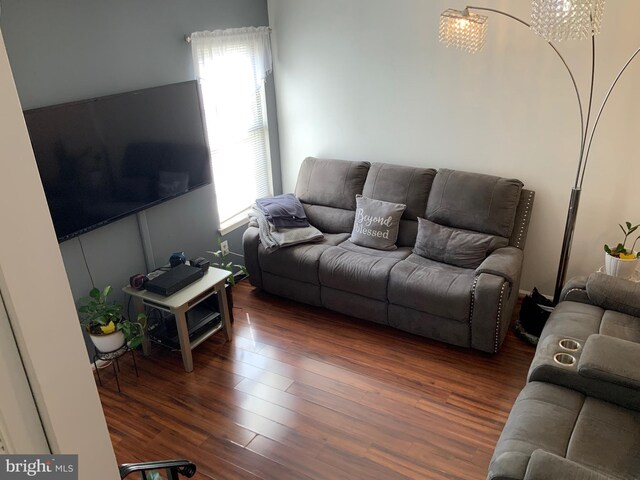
559, 338, 581, 352
553, 352, 576, 366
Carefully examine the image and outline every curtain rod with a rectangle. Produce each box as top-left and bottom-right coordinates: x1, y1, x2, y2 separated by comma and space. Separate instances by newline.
184, 27, 272, 43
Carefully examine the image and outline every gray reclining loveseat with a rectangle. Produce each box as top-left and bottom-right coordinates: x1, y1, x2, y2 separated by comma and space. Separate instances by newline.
243, 157, 535, 353
488, 273, 640, 479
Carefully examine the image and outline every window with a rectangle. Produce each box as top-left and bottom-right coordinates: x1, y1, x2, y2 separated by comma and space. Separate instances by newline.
190, 27, 273, 233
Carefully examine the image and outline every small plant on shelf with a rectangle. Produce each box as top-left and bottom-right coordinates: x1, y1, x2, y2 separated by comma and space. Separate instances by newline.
604, 221, 640, 279
78, 285, 147, 352
207, 239, 248, 286
604, 221, 640, 259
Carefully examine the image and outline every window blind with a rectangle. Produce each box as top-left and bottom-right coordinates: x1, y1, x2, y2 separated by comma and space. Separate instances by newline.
190, 27, 273, 228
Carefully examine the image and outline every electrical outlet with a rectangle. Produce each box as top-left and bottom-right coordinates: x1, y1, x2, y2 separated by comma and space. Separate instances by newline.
220, 240, 230, 256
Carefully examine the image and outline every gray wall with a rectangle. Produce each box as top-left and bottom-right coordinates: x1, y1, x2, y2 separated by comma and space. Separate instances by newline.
0, 0, 280, 353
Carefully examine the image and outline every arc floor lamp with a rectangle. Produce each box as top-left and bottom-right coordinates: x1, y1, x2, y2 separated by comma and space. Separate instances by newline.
439, 0, 640, 303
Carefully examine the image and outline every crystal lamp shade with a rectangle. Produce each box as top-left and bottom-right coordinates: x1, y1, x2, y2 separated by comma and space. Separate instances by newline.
531, 0, 605, 41
439, 9, 488, 54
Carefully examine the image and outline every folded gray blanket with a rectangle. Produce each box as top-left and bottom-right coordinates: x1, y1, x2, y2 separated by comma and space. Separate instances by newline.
248, 207, 323, 251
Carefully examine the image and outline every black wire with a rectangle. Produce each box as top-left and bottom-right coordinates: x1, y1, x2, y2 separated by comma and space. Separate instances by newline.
77, 236, 95, 289
127, 296, 132, 321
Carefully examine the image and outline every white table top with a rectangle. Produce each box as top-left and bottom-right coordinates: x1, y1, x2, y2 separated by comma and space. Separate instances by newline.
122, 266, 230, 309
597, 266, 640, 283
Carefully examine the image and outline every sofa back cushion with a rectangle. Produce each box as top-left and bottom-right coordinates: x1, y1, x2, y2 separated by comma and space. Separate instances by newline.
586, 272, 640, 318
362, 163, 437, 220
294, 157, 370, 233
362, 163, 437, 247
295, 157, 370, 210
426, 168, 523, 237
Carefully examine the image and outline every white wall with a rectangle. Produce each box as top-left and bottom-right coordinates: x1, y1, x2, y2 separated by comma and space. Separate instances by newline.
0, 295, 49, 454
267, 0, 640, 295
0, 31, 119, 478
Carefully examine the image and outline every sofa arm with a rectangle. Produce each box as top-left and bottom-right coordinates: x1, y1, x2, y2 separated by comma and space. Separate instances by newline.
471, 248, 523, 353
523, 450, 614, 480
475, 247, 523, 288
585, 272, 640, 317
560, 275, 591, 304
579, 334, 640, 390
242, 226, 263, 289
529, 333, 640, 411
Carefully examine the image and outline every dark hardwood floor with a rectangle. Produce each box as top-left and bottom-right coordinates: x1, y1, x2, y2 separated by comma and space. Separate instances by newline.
99, 282, 534, 480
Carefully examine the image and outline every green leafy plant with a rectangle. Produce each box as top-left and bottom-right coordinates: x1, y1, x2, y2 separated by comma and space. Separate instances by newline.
207, 239, 249, 286
78, 286, 147, 348
604, 221, 640, 259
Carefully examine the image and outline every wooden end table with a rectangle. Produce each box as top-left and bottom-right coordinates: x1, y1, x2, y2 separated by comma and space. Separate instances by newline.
123, 266, 232, 372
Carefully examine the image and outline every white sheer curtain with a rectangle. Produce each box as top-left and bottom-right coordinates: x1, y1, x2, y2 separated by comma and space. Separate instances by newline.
190, 26, 273, 229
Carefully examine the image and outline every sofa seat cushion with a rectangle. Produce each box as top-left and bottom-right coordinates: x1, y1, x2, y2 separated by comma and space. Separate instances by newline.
491, 382, 640, 480
388, 254, 474, 322
488, 382, 586, 480
566, 397, 640, 479
319, 241, 411, 300
259, 233, 350, 285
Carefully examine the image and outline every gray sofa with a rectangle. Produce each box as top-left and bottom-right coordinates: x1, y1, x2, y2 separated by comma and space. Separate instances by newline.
488, 274, 640, 480
243, 157, 535, 353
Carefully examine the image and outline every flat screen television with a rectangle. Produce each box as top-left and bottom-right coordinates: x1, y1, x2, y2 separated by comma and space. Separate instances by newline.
24, 80, 212, 242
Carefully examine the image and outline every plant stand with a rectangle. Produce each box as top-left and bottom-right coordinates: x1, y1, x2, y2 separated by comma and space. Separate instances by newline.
93, 344, 138, 393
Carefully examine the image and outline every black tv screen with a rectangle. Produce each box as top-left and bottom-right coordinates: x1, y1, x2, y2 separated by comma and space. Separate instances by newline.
24, 81, 212, 242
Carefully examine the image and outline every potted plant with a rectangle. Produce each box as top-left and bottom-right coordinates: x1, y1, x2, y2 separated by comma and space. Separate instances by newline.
207, 239, 249, 321
604, 221, 640, 279
78, 286, 147, 352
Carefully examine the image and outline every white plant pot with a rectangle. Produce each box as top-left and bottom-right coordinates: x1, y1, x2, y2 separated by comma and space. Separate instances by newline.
90, 330, 126, 353
604, 252, 638, 280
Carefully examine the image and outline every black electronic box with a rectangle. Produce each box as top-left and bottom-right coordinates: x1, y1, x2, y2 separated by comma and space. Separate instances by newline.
145, 264, 204, 296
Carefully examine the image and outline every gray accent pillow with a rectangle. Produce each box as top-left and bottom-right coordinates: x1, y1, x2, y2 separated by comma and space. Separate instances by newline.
413, 218, 509, 269
350, 195, 406, 250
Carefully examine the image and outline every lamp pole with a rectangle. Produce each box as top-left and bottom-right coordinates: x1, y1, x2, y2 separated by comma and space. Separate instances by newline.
553, 41, 640, 303
459, 6, 640, 303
